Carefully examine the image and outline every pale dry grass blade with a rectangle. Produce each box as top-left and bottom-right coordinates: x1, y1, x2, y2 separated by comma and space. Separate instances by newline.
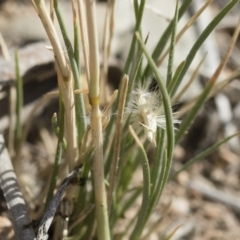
77, 0, 90, 84
108, 75, 128, 212
157, 0, 213, 67
33, 0, 69, 78
0, 31, 10, 61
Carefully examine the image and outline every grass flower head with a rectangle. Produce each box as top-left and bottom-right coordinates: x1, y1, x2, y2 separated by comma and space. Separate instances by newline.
126, 80, 179, 145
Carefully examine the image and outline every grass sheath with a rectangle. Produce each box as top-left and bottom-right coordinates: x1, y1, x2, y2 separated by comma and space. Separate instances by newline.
85, 0, 111, 239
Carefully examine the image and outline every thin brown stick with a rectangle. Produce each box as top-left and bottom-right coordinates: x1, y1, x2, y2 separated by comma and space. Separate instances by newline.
0, 31, 10, 61
33, 0, 69, 78
0, 134, 36, 240
173, 52, 207, 103
8, 86, 16, 157
55, 63, 78, 172
157, 0, 213, 67
69, 204, 94, 232
177, 68, 240, 118
76, 0, 90, 84
107, 75, 128, 212
101, 0, 116, 103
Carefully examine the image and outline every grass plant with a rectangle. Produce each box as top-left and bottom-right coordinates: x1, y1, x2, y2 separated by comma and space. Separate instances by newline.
1, 0, 240, 240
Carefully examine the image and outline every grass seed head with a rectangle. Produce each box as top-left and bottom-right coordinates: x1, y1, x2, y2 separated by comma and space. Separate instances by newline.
126, 80, 179, 145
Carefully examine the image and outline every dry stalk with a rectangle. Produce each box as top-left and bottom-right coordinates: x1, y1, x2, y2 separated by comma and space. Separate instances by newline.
85, 0, 110, 239
56, 63, 78, 172
50, 0, 54, 22
69, 204, 94, 232
0, 31, 10, 61
101, 0, 116, 103
77, 0, 90, 83
177, 17, 240, 118
157, 0, 213, 67
108, 75, 129, 212
173, 52, 207, 103
33, 0, 78, 171
32, 0, 69, 77
8, 86, 16, 157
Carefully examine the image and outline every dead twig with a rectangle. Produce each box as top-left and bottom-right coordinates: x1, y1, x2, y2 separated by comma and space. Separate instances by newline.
36, 166, 80, 240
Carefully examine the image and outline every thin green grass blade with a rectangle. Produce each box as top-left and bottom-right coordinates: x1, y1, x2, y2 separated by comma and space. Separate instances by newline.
72, 150, 93, 235
171, 133, 239, 180
104, 114, 132, 177
51, 113, 67, 150
116, 148, 138, 201
143, 0, 192, 77
171, 0, 239, 96
113, 188, 141, 227
129, 130, 150, 240
175, 82, 213, 144
104, 0, 145, 146
126, 37, 146, 105
150, 129, 165, 198
166, 1, 179, 87
146, 150, 168, 222
133, 0, 139, 18
118, 214, 138, 240
45, 93, 65, 209
123, 0, 145, 75
167, 61, 186, 97
104, 34, 147, 160
53, 0, 86, 143
74, 151, 93, 213
162, 224, 182, 240
73, 10, 80, 70
136, 33, 174, 162
14, 50, 23, 153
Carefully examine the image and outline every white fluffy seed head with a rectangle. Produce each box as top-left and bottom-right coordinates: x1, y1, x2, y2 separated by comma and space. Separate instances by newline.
126, 80, 179, 145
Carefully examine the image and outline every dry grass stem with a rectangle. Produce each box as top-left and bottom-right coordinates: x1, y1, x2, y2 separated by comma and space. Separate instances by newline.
101, 0, 116, 103
85, 0, 100, 97
173, 52, 207, 103
56, 63, 78, 172
178, 68, 240, 118
102, 89, 118, 116
209, 17, 240, 84
8, 86, 16, 157
0, 31, 10, 61
91, 106, 110, 240
157, 0, 213, 67
85, 0, 110, 238
69, 204, 94, 232
129, 125, 144, 148
33, 0, 69, 77
145, 4, 171, 21
50, 0, 54, 22
74, 88, 89, 94
178, 19, 240, 118
108, 75, 129, 212
77, 0, 90, 83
